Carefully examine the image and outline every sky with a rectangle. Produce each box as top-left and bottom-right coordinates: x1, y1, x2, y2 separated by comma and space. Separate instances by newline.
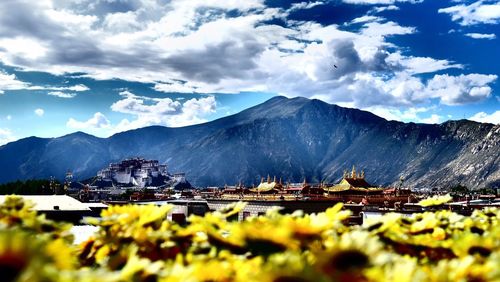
0, 0, 499, 145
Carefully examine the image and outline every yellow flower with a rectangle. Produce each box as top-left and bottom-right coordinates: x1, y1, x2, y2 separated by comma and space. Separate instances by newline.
45, 239, 77, 270
0, 229, 77, 282
1, 196, 499, 281
419, 194, 452, 207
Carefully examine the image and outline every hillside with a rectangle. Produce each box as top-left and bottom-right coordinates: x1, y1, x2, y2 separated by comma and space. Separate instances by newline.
0, 96, 498, 189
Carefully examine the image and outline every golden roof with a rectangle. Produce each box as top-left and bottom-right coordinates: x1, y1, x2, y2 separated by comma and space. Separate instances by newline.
324, 183, 383, 193
250, 181, 278, 192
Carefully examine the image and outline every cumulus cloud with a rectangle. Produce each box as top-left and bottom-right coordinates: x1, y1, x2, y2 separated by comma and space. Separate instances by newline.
439, 1, 500, 26
48, 91, 77, 98
153, 81, 206, 94
111, 91, 216, 132
329, 72, 497, 108
342, 0, 422, 4
34, 108, 44, 117
465, 32, 496, 39
423, 74, 497, 105
0, 0, 272, 82
111, 91, 181, 116
366, 105, 430, 121
360, 20, 416, 36
0, 70, 89, 94
390, 54, 462, 74
0, 0, 496, 121
0, 128, 15, 146
0, 71, 30, 93
63, 84, 89, 91
164, 40, 266, 84
67, 112, 111, 129
469, 111, 500, 124
420, 114, 442, 124
362, 105, 443, 124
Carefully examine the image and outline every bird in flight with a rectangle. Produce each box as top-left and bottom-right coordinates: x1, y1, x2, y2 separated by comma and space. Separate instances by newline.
333, 64, 338, 69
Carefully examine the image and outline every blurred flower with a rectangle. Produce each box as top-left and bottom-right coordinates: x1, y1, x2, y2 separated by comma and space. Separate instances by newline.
0, 196, 498, 281
419, 194, 452, 207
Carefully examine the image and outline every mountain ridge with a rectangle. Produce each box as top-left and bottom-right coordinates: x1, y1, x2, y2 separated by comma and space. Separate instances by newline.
1, 96, 498, 189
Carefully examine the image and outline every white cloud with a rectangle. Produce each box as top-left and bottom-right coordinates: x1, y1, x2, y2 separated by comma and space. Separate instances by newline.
103, 11, 142, 33
331, 72, 497, 108
371, 5, 399, 13
439, 1, 500, 26
34, 108, 44, 117
350, 15, 383, 24
153, 81, 205, 94
29, 84, 90, 92
465, 32, 496, 39
388, 53, 462, 74
6, 115, 12, 120
64, 84, 89, 91
0, 71, 30, 93
361, 21, 416, 37
288, 1, 324, 12
171, 0, 265, 12
364, 105, 437, 122
188, 96, 215, 119
0, 70, 89, 94
0, 0, 415, 90
111, 91, 180, 116
0, 37, 48, 60
67, 112, 111, 129
343, 0, 421, 4
45, 8, 99, 31
0, 128, 15, 146
111, 91, 216, 132
421, 114, 442, 124
422, 74, 497, 105
48, 91, 77, 98
469, 111, 500, 124
363, 105, 442, 124
0, 0, 495, 119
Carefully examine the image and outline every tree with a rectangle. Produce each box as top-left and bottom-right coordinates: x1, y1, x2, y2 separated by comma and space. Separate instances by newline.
450, 184, 469, 198
0, 179, 58, 195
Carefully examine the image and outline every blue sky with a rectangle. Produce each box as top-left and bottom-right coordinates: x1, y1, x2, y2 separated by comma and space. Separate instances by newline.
0, 0, 499, 145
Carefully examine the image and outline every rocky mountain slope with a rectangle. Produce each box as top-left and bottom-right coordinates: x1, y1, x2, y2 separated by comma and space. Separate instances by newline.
0, 96, 498, 189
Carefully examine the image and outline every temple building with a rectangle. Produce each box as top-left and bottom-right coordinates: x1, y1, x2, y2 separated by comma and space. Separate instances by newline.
249, 175, 283, 193
215, 166, 412, 206
324, 166, 384, 195
97, 158, 168, 188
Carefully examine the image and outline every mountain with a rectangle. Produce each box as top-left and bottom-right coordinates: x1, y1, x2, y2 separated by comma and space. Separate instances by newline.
0, 96, 498, 189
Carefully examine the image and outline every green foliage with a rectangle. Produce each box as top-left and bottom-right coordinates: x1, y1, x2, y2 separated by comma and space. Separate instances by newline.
0, 195, 499, 282
450, 184, 469, 197
0, 179, 56, 195
476, 187, 496, 195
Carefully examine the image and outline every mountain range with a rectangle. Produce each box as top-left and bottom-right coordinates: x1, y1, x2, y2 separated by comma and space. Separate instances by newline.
0, 96, 498, 189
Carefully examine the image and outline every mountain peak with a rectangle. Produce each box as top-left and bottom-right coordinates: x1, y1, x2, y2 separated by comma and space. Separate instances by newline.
0, 97, 498, 189
58, 131, 101, 140
234, 95, 328, 121
266, 95, 288, 102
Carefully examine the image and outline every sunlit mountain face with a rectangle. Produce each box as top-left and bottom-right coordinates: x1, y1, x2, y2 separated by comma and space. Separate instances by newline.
0, 0, 499, 146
